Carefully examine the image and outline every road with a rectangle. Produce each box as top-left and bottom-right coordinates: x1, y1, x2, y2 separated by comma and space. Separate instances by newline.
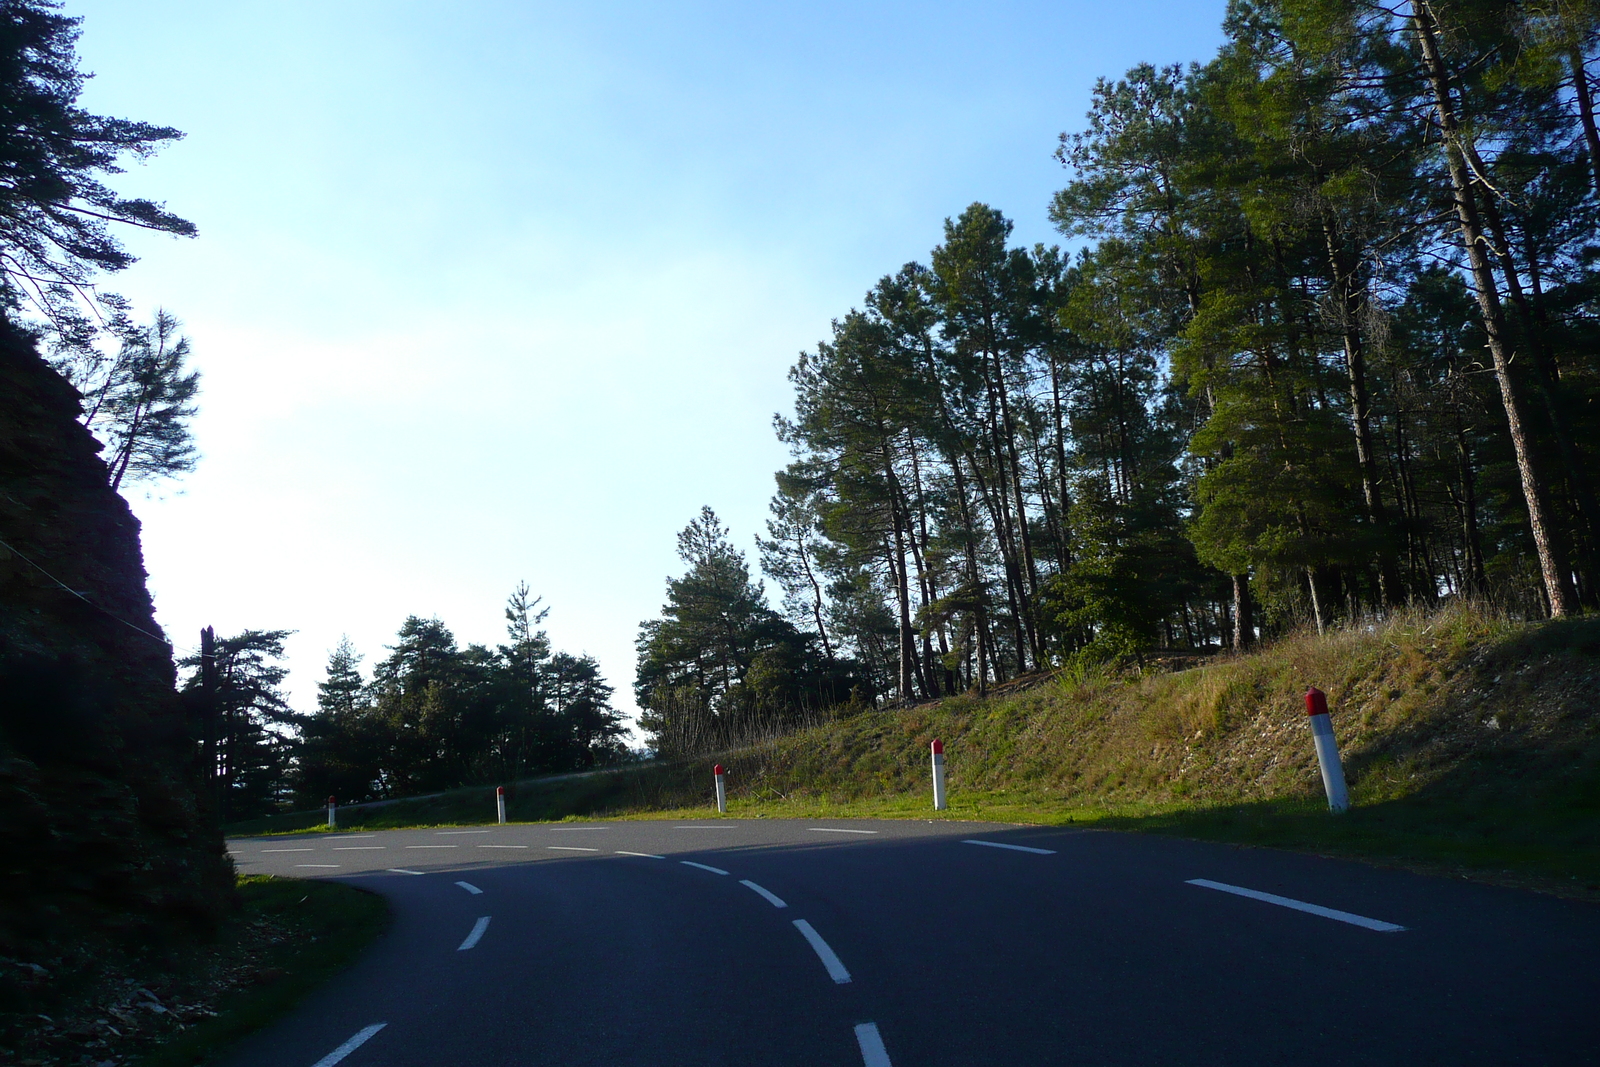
224, 819, 1600, 1065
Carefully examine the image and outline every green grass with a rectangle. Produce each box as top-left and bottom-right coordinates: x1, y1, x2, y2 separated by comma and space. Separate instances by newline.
138, 876, 390, 1067
229, 605, 1600, 899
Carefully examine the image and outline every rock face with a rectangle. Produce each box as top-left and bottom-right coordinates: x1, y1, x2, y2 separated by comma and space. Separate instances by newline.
0, 321, 230, 986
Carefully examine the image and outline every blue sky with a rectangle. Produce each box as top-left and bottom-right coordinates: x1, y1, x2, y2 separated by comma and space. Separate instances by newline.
70, 0, 1227, 731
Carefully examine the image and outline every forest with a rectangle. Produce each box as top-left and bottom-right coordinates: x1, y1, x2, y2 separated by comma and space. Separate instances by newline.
187, 585, 629, 820
5, 0, 1599, 800
634, 0, 1600, 754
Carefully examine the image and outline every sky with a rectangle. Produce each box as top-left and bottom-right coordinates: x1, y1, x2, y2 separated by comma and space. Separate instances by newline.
68, 0, 1227, 736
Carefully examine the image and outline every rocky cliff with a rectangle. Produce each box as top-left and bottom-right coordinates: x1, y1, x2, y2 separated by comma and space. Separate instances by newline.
0, 321, 230, 1003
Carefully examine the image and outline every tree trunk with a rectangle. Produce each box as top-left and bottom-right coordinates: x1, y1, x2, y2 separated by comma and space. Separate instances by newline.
1047, 348, 1074, 572
1453, 422, 1488, 596
1305, 567, 1325, 635
1465, 174, 1600, 588
970, 450, 1028, 676
1320, 213, 1402, 604
1572, 48, 1600, 198
1412, 0, 1576, 616
1232, 574, 1255, 650
795, 530, 832, 659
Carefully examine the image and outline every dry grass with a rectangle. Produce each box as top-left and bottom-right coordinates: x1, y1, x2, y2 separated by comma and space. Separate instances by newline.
709, 603, 1594, 813
238, 604, 1600, 894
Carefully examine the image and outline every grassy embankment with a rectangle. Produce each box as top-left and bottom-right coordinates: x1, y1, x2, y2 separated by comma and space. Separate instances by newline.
232, 606, 1600, 897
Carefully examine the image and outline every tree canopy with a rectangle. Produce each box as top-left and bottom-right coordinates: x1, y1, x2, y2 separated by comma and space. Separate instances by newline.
0, 0, 194, 340
739, 0, 1600, 709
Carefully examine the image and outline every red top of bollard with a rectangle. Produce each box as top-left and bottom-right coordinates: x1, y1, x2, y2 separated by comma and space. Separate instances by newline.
931, 738, 943, 755
328, 795, 336, 805
714, 764, 724, 776
497, 786, 505, 796
1305, 686, 1329, 717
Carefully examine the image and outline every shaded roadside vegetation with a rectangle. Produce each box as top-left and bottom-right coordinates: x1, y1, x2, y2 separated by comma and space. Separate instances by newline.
244, 608, 1600, 896
1, 875, 387, 1067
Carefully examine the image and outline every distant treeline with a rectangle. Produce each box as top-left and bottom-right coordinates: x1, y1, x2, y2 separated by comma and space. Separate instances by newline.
637, 0, 1600, 749
186, 585, 628, 820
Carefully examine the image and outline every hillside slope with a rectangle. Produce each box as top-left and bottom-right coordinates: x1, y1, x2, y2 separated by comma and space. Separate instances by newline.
736, 606, 1599, 811
251, 606, 1600, 893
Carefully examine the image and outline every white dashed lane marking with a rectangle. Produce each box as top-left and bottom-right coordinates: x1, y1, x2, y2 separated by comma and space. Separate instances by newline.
808, 827, 879, 834
680, 861, 729, 875
477, 844, 527, 849
1185, 879, 1406, 932
962, 839, 1056, 855
457, 916, 491, 951
854, 1022, 892, 1067
332, 846, 386, 851
308, 1022, 386, 1067
386, 868, 425, 875
435, 830, 491, 835
792, 920, 852, 984
740, 880, 788, 908
261, 848, 315, 853
295, 864, 340, 869
615, 851, 665, 859
405, 845, 458, 849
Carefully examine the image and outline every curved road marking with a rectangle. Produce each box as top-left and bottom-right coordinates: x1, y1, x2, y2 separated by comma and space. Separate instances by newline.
455, 881, 483, 895
1185, 879, 1406, 932
739, 880, 788, 908
457, 916, 491, 951
809, 827, 878, 834
854, 1022, 892, 1067
386, 868, 425, 875
309, 1022, 386, 1067
680, 861, 730, 875
615, 850, 665, 859
962, 839, 1056, 855
792, 920, 852, 984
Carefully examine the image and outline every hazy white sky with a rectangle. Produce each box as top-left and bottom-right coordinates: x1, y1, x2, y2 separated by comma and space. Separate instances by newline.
70, 0, 1225, 732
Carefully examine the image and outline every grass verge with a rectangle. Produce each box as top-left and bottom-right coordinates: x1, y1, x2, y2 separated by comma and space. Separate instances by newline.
5, 875, 389, 1067
135, 875, 390, 1067
228, 605, 1600, 901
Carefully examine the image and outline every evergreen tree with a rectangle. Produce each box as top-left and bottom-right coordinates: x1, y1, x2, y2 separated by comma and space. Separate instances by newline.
637, 508, 857, 756
78, 309, 200, 489
179, 629, 296, 820
0, 0, 194, 338
295, 637, 387, 805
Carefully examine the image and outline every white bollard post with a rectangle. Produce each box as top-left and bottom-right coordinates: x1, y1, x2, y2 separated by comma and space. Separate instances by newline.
496, 785, 507, 825
713, 764, 727, 815
931, 739, 947, 811
1305, 687, 1350, 813
327, 795, 337, 828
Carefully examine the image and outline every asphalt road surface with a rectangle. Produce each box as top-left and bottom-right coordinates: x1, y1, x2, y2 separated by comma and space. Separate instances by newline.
224, 819, 1600, 1065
